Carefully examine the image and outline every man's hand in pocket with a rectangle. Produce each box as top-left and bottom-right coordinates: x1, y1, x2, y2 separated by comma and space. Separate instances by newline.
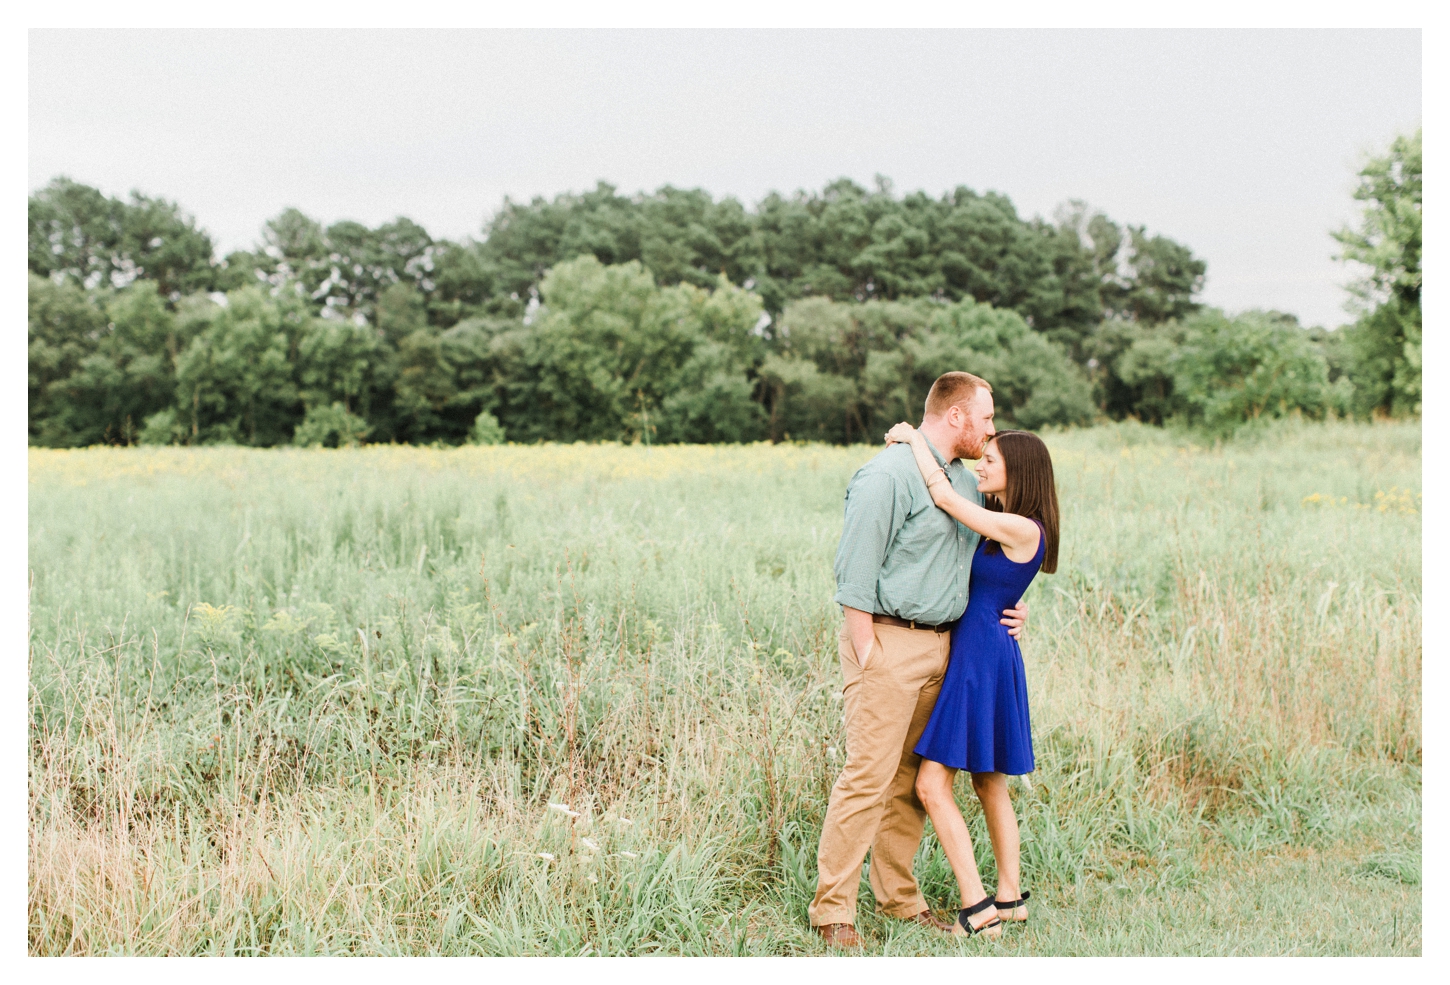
843, 606, 876, 669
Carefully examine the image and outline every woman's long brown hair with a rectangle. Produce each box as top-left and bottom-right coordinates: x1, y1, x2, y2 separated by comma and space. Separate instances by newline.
981, 430, 1060, 574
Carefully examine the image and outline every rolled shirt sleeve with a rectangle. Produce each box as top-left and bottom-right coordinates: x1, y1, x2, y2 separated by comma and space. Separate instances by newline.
832, 469, 901, 613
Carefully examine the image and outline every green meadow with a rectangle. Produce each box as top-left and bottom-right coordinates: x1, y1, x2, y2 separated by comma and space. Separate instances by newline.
27, 420, 1421, 955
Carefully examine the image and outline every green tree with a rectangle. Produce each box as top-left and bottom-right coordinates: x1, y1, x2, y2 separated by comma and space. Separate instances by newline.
240, 209, 441, 324
27, 275, 185, 446
467, 177, 1205, 365
296, 319, 389, 422
757, 352, 858, 443
173, 287, 306, 445
428, 240, 500, 326
375, 281, 429, 344
1037, 202, 1128, 359
1333, 128, 1421, 417
429, 316, 518, 443
28, 177, 217, 299
763, 295, 1093, 442
26, 173, 1224, 446
479, 183, 641, 303
505, 257, 697, 442
1169, 310, 1332, 437
494, 257, 765, 443
1111, 324, 1182, 426
1102, 227, 1206, 324
1088, 319, 1178, 423
760, 295, 896, 443
652, 278, 768, 443
28, 273, 107, 445
90, 285, 180, 441
926, 299, 1096, 431
391, 329, 456, 443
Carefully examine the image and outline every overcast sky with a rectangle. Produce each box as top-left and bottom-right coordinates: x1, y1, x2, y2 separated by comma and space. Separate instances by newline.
29, 29, 1420, 328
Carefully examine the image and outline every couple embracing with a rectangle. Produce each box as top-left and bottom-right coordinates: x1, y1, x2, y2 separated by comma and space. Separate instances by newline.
812, 370, 1060, 947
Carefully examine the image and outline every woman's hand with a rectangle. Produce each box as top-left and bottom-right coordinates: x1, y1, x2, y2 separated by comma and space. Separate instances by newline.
884, 422, 917, 445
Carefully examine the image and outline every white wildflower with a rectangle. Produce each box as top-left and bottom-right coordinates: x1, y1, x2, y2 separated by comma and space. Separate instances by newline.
580, 837, 600, 852
586, 873, 598, 884
826, 746, 838, 761
618, 816, 634, 827
537, 852, 555, 861
619, 851, 638, 859
548, 802, 581, 818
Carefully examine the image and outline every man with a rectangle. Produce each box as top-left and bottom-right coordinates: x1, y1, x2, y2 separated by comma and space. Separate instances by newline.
810, 371, 1028, 948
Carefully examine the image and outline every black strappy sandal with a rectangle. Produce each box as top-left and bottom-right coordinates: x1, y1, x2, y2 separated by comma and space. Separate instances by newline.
953, 896, 1002, 938
994, 890, 1030, 923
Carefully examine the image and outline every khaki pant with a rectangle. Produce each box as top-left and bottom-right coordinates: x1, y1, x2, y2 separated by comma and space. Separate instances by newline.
808, 622, 951, 927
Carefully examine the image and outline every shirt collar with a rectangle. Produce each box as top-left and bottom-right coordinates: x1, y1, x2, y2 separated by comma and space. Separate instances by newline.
922, 435, 955, 470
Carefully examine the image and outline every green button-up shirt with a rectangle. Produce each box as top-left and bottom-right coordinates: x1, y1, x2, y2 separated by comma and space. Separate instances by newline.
832, 437, 983, 625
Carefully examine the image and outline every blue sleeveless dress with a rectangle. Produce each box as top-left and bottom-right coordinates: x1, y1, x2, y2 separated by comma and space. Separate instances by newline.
914, 520, 1043, 775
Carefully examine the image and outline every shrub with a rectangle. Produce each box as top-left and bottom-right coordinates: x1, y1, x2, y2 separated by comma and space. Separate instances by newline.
292, 402, 371, 447
469, 410, 506, 445
139, 408, 180, 445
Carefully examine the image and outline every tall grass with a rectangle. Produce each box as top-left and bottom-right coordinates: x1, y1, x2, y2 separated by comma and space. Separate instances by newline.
28, 420, 1421, 955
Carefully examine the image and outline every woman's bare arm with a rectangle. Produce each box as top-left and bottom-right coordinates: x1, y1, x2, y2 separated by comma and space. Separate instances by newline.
886, 422, 1040, 558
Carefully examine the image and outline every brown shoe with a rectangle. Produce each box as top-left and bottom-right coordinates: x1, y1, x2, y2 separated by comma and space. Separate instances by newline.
904, 909, 954, 934
815, 923, 865, 949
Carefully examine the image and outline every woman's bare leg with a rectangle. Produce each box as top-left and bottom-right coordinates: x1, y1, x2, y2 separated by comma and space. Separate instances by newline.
914, 760, 988, 909
971, 772, 1021, 905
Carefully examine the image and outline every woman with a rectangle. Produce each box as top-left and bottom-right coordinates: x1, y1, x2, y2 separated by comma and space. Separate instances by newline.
884, 423, 1059, 939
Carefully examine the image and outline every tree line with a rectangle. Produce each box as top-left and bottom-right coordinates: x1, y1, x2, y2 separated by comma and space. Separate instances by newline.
28, 133, 1419, 448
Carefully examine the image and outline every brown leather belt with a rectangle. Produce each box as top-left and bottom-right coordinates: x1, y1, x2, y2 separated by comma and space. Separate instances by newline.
873, 614, 953, 634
